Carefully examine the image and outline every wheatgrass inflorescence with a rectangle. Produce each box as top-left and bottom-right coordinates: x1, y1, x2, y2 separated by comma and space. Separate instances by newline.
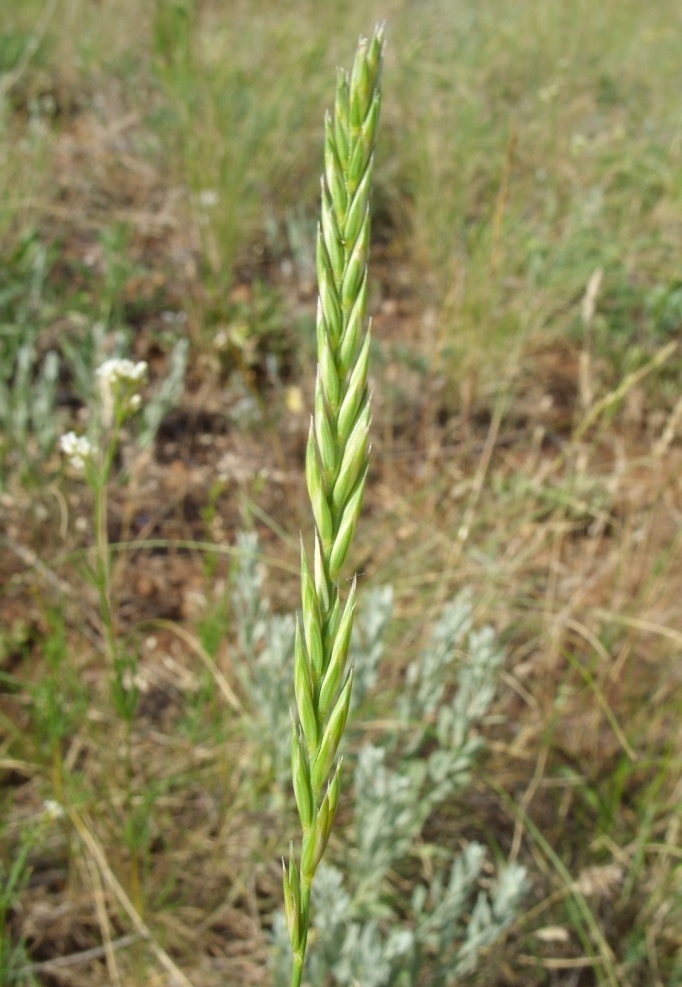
283, 25, 385, 987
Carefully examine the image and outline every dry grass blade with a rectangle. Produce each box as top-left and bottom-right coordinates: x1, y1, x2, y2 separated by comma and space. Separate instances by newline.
148, 617, 242, 712
68, 807, 196, 987
572, 340, 677, 444
19, 935, 140, 977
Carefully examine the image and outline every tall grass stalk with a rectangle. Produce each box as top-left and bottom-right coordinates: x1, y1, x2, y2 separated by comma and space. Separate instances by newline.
283, 26, 384, 986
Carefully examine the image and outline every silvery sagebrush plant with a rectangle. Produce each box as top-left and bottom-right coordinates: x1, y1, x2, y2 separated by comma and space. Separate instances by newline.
349, 583, 393, 712
0, 341, 59, 483
282, 25, 385, 987
0, 238, 52, 485
339, 601, 528, 985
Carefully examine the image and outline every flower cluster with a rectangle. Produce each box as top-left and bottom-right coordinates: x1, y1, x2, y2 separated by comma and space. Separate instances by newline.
96, 358, 147, 386
60, 431, 93, 470
96, 358, 147, 423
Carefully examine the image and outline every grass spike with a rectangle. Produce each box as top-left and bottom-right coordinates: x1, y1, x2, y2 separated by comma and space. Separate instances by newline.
286, 24, 384, 987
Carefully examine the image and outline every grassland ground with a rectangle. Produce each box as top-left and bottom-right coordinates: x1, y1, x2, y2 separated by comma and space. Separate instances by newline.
1, 1, 682, 985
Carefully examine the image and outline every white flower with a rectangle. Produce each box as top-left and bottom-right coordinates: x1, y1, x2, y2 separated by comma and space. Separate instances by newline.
60, 431, 93, 470
43, 799, 65, 820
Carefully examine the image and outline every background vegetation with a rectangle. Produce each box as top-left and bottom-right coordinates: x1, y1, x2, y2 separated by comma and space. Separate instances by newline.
1, 0, 681, 984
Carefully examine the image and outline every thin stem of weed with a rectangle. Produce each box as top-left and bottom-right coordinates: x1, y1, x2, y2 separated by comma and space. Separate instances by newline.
93, 464, 117, 665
